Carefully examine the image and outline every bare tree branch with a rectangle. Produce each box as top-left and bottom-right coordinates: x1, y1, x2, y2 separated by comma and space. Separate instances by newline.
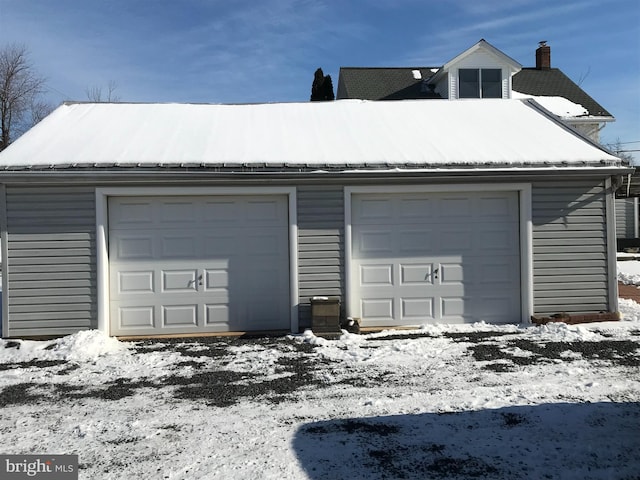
86, 80, 120, 102
0, 43, 47, 151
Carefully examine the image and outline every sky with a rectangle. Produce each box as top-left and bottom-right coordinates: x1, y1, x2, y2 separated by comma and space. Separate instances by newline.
0, 0, 639, 159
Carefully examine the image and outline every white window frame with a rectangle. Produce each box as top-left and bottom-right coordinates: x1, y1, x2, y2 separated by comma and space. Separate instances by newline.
458, 68, 502, 99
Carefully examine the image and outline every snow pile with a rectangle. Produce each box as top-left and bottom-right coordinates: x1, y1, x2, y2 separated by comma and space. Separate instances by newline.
512, 90, 589, 117
619, 297, 640, 321
617, 259, 640, 285
0, 330, 129, 363
530, 322, 605, 341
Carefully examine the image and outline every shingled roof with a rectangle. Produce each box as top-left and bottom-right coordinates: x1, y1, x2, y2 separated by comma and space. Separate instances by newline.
336, 67, 441, 100
512, 68, 612, 117
336, 39, 613, 121
337, 66, 612, 118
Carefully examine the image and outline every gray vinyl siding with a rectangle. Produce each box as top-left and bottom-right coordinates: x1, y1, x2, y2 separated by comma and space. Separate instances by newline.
532, 180, 610, 315
5, 187, 96, 336
297, 186, 344, 330
615, 197, 637, 239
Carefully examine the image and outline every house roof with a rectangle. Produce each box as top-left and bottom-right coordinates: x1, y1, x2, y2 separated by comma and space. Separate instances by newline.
512, 68, 612, 118
336, 66, 612, 119
337, 67, 441, 100
0, 100, 620, 171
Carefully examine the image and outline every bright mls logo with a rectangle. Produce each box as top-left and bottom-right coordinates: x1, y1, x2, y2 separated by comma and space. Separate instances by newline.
0, 455, 78, 479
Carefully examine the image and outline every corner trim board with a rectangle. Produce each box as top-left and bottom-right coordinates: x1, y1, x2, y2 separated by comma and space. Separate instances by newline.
0, 184, 8, 337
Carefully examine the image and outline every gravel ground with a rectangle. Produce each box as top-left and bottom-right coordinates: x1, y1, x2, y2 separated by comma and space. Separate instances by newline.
2, 331, 638, 408
1, 327, 639, 479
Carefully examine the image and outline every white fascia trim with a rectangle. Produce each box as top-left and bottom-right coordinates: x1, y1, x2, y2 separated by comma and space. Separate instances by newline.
344, 183, 534, 325
95, 186, 299, 335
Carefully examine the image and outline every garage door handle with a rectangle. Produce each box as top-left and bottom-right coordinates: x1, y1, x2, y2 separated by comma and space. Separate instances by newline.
198, 274, 203, 286
433, 268, 439, 280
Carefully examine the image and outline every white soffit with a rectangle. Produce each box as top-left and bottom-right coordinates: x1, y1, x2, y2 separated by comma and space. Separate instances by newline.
0, 99, 619, 168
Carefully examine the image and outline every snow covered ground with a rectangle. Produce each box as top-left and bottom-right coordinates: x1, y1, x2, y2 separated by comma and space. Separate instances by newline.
0, 265, 639, 479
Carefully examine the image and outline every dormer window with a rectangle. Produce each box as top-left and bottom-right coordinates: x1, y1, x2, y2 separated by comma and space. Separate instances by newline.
459, 68, 502, 98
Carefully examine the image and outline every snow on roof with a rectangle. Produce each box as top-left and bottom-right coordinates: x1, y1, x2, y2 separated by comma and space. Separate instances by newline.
512, 90, 589, 118
0, 99, 619, 170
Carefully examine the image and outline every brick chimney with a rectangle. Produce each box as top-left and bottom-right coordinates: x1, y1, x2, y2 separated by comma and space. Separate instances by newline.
536, 41, 551, 69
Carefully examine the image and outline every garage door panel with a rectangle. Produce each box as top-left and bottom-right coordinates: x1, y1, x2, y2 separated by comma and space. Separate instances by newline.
163, 305, 198, 326
361, 264, 393, 286
203, 234, 237, 256
246, 200, 285, 222
205, 304, 230, 327
118, 271, 154, 294
399, 230, 434, 252
399, 198, 433, 219
116, 236, 154, 259
439, 263, 464, 284
162, 269, 198, 292
109, 195, 290, 335
400, 264, 433, 284
119, 306, 155, 328
441, 297, 465, 317
477, 229, 517, 252
112, 201, 154, 226
203, 200, 238, 223
203, 268, 229, 289
358, 230, 393, 254
161, 235, 198, 258
352, 191, 521, 326
356, 199, 393, 221
440, 197, 472, 218
439, 230, 472, 252
361, 298, 394, 322
245, 231, 285, 254
478, 196, 515, 217
159, 201, 198, 223
478, 258, 518, 278
401, 297, 434, 320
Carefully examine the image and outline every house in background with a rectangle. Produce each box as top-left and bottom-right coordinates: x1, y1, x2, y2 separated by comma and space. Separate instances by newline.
337, 39, 614, 143
0, 99, 628, 338
615, 177, 640, 250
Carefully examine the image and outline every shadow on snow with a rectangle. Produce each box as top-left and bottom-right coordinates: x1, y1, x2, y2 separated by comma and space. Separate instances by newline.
292, 402, 640, 480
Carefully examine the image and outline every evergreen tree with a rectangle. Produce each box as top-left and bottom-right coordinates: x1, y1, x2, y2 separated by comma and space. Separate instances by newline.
310, 68, 334, 101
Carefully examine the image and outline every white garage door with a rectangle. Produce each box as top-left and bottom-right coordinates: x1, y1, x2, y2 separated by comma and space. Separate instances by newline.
351, 191, 521, 326
109, 195, 290, 335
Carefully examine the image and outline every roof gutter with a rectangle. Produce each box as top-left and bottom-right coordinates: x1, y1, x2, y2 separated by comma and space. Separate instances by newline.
563, 116, 615, 124
0, 165, 633, 183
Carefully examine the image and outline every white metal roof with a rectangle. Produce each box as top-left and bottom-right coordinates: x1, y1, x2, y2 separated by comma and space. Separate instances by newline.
0, 99, 619, 169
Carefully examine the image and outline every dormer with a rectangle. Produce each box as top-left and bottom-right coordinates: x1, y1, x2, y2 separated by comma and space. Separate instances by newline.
429, 39, 522, 99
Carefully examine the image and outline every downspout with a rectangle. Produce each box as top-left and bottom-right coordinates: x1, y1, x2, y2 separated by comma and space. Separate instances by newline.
605, 177, 619, 314
635, 197, 639, 239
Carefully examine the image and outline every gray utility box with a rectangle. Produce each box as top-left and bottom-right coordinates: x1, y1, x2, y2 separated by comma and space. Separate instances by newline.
310, 297, 341, 334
